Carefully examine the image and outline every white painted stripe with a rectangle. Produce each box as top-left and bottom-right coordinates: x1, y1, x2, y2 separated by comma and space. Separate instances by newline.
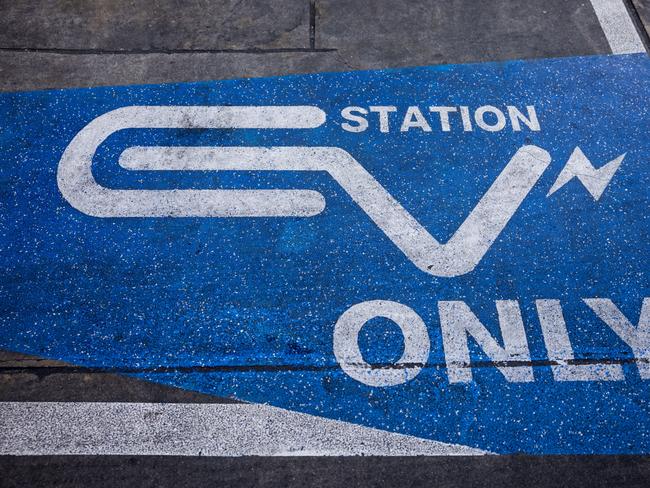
57, 106, 328, 218
114, 144, 550, 278
590, 0, 645, 54
0, 402, 489, 456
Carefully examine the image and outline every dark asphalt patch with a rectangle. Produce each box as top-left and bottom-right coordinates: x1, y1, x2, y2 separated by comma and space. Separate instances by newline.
1, 455, 650, 488
0, 351, 238, 403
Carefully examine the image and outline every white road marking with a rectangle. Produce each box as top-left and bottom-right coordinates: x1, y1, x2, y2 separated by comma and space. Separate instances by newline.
0, 402, 489, 456
439, 300, 534, 384
333, 300, 430, 387
58, 105, 551, 277
536, 300, 625, 382
57, 106, 328, 218
590, 0, 646, 54
584, 298, 650, 379
547, 147, 624, 200
117, 144, 550, 277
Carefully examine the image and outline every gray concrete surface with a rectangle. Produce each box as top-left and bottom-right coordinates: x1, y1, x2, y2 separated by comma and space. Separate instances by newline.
317, 0, 611, 68
0, 0, 311, 51
0, 0, 616, 91
632, 0, 650, 35
1, 0, 649, 486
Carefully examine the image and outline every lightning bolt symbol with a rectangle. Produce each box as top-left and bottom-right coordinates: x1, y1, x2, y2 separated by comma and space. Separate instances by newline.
547, 147, 625, 201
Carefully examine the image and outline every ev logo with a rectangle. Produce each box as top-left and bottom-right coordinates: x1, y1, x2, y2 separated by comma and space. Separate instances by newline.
57, 106, 624, 278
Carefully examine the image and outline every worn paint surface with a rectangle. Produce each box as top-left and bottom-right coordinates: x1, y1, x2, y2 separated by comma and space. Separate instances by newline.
0, 402, 487, 456
0, 53, 649, 454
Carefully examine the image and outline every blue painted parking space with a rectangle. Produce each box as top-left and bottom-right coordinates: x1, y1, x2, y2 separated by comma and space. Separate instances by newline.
0, 53, 648, 454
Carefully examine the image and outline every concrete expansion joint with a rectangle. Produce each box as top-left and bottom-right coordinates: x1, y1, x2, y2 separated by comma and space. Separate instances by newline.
0, 47, 338, 55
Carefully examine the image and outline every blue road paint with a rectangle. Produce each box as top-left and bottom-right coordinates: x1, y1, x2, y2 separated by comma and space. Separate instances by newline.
0, 53, 649, 454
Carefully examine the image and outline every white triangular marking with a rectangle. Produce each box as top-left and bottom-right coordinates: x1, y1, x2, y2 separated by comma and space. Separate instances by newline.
547, 147, 624, 200
0, 402, 490, 456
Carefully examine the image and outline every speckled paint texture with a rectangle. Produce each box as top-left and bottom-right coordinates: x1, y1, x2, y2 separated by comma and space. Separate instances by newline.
0, 53, 649, 454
